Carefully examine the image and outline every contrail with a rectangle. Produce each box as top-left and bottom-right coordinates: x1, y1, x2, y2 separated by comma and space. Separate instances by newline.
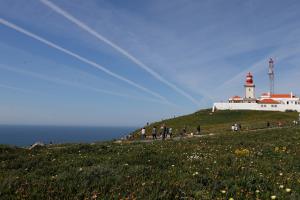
0, 18, 171, 105
39, 0, 202, 106
0, 64, 177, 106
0, 83, 35, 94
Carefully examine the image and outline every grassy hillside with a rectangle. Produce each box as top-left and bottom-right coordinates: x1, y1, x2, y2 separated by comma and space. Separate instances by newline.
132, 109, 299, 137
1, 127, 300, 199
1, 110, 300, 199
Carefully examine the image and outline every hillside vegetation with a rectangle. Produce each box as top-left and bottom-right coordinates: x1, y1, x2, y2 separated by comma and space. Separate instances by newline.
132, 109, 299, 137
1, 110, 300, 199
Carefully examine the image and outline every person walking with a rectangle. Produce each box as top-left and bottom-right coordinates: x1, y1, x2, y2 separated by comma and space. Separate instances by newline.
234, 123, 239, 131
160, 125, 164, 138
168, 127, 173, 138
197, 125, 201, 135
162, 124, 167, 140
231, 124, 235, 132
141, 127, 146, 140
267, 121, 270, 128
152, 126, 157, 140
182, 126, 187, 136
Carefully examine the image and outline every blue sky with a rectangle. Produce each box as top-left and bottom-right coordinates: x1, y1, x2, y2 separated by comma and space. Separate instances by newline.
1, 0, 300, 126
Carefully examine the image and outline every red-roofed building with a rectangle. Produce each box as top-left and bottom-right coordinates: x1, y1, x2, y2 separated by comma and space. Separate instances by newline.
212, 59, 300, 112
258, 99, 280, 104
270, 94, 294, 98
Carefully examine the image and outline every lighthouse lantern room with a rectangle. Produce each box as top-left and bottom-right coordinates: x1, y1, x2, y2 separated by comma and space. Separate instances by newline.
244, 72, 255, 100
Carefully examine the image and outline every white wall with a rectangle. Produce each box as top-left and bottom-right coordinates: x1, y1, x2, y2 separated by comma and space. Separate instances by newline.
213, 102, 300, 112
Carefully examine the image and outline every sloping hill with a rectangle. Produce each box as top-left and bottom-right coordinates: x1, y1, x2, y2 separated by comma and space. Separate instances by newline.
1, 126, 300, 199
133, 109, 299, 137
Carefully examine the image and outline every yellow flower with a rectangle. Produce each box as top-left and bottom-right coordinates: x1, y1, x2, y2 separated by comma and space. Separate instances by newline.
234, 148, 250, 156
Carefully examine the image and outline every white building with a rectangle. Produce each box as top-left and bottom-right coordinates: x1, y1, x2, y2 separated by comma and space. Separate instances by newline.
213, 60, 300, 112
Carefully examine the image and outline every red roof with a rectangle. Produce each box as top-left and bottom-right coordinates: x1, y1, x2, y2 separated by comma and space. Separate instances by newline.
231, 96, 242, 99
270, 94, 291, 98
261, 93, 269, 96
259, 99, 280, 104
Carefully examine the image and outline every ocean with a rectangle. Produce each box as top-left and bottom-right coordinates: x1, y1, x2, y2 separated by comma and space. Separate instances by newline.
0, 125, 137, 147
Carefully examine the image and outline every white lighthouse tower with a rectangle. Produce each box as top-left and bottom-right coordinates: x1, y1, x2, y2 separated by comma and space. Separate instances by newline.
244, 72, 256, 101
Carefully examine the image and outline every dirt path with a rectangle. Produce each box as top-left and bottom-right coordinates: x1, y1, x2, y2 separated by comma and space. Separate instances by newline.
119, 125, 300, 144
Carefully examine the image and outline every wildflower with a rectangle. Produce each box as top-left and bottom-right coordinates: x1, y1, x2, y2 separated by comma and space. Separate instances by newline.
79, 167, 83, 171
282, 146, 287, 151
171, 165, 175, 167
234, 148, 250, 156
285, 188, 291, 193
279, 185, 284, 189
193, 172, 199, 176
279, 172, 283, 176
142, 182, 146, 186
270, 195, 276, 199
255, 190, 260, 193
220, 190, 226, 194
229, 198, 234, 200
124, 163, 129, 166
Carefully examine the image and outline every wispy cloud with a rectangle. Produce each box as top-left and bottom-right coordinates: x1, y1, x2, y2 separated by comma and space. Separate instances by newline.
0, 83, 35, 94
0, 64, 179, 107
39, 0, 202, 106
0, 18, 174, 105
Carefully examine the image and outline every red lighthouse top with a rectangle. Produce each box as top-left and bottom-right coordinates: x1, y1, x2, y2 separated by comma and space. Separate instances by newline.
245, 72, 254, 85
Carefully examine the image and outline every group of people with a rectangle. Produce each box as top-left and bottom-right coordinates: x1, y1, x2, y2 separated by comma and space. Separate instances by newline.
140, 124, 201, 140
142, 124, 172, 140
231, 123, 241, 132
154, 124, 173, 140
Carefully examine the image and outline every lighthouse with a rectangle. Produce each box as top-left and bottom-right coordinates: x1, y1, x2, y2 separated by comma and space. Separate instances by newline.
244, 72, 255, 100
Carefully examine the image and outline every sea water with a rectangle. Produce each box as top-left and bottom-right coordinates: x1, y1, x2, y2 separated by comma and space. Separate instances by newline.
0, 125, 137, 147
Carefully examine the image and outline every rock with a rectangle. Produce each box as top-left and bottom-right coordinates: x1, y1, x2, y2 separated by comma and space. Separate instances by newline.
29, 142, 45, 150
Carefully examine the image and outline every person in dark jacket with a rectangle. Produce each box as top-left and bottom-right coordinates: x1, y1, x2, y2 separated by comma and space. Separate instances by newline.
197, 125, 201, 135
162, 124, 167, 140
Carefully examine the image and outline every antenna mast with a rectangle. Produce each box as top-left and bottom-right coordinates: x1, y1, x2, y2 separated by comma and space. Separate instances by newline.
268, 58, 275, 94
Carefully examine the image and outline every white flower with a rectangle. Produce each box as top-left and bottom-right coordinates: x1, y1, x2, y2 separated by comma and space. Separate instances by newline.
220, 190, 226, 194
79, 167, 83, 171
193, 172, 199, 176
285, 188, 291, 193
279, 185, 284, 189
171, 165, 175, 167
271, 195, 276, 199
279, 172, 283, 176
255, 190, 260, 193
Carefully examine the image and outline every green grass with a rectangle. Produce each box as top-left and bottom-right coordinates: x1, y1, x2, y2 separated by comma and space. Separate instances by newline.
1, 126, 300, 199
132, 109, 299, 137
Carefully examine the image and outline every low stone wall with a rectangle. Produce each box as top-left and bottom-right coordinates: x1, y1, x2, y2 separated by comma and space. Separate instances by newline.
213, 102, 300, 112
